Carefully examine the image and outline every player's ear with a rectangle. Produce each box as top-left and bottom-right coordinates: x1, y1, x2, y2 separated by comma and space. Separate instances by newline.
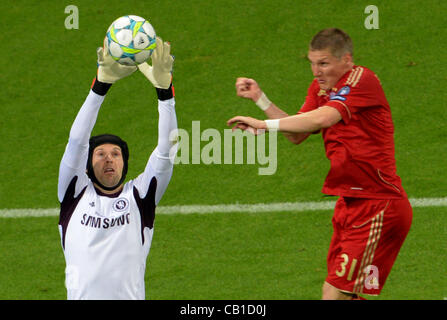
342, 52, 353, 64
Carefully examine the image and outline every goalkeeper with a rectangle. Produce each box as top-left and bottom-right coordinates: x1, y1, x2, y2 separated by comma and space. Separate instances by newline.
58, 37, 177, 300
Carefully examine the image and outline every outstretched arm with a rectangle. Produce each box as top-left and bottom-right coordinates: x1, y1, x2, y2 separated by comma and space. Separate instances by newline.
235, 77, 310, 144
133, 37, 177, 205
58, 89, 104, 203
58, 43, 137, 202
227, 106, 342, 135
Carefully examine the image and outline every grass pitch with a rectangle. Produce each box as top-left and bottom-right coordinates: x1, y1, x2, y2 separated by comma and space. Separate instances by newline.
0, 0, 446, 300
0, 206, 446, 300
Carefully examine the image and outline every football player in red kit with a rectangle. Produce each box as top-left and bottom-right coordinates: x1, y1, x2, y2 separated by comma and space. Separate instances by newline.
228, 28, 412, 299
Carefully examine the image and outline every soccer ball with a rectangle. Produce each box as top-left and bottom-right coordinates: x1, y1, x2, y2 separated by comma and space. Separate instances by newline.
105, 15, 156, 66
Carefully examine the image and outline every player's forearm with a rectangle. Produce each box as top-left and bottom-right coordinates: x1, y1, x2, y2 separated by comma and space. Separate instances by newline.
263, 102, 290, 119
272, 113, 323, 133
264, 103, 309, 144
69, 79, 110, 144
69, 91, 103, 143
157, 97, 177, 158
153, 85, 177, 164
266, 106, 341, 133
62, 79, 112, 171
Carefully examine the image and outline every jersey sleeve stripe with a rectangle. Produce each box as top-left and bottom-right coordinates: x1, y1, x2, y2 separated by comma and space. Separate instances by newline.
351, 67, 364, 87
346, 67, 364, 87
346, 67, 358, 85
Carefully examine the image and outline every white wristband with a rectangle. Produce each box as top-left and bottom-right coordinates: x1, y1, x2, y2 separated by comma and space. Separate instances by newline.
255, 92, 272, 111
265, 119, 280, 131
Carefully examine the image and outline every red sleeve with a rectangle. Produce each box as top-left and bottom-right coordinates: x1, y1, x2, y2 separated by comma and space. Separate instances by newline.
298, 80, 319, 114
325, 67, 385, 124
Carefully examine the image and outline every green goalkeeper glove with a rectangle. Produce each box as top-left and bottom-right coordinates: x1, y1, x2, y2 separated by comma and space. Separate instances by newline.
137, 37, 174, 89
96, 39, 137, 84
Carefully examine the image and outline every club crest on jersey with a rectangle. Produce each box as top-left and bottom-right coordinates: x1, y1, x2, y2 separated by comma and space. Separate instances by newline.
330, 86, 350, 101
113, 198, 129, 212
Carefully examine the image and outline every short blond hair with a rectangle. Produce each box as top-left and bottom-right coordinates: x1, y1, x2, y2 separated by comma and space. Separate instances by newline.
310, 28, 353, 59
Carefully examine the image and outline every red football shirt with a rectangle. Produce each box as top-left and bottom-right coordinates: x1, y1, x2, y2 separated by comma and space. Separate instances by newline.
299, 66, 406, 199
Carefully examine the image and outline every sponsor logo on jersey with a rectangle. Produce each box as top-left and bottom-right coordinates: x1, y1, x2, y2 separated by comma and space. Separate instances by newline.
113, 198, 129, 212
81, 213, 131, 229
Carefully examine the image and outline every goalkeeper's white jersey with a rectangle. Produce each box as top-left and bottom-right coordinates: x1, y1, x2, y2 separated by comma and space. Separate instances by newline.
58, 90, 176, 300
59, 175, 160, 300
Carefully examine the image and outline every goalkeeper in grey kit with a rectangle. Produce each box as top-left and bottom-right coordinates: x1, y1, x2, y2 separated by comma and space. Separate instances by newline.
58, 37, 177, 300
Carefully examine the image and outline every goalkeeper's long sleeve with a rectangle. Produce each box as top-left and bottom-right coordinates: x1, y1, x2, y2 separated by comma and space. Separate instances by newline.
58, 88, 106, 202
154, 84, 177, 162
132, 85, 177, 204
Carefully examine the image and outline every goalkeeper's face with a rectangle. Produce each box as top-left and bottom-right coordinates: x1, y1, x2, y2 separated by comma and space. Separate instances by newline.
91, 143, 124, 190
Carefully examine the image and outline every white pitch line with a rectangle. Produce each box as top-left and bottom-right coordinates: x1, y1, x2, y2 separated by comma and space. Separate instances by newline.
0, 197, 446, 218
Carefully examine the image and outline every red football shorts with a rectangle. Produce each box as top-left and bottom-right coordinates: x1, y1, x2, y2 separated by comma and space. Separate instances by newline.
325, 197, 412, 296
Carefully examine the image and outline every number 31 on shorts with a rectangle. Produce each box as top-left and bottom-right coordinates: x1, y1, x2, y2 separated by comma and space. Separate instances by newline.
335, 253, 379, 289
335, 253, 357, 280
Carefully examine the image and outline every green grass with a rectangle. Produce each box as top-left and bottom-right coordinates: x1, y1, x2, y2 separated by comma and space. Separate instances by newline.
0, 0, 446, 300
1, 0, 446, 208
0, 206, 445, 300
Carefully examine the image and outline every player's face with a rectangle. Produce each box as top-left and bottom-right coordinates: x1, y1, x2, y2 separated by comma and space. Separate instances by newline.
308, 49, 353, 90
92, 144, 124, 189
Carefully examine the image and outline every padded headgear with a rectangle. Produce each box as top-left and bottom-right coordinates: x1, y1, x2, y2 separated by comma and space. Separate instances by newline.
87, 134, 129, 191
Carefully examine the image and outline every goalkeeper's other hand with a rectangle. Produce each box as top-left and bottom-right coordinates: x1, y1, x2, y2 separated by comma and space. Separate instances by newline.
96, 39, 137, 84
138, 37, 174, 89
